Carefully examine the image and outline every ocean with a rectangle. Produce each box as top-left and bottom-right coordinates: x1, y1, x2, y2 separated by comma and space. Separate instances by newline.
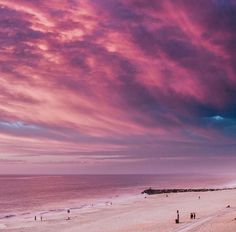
0, 174, 234, 220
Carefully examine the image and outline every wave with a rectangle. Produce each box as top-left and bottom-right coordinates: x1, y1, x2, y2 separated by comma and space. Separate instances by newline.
0, 214, 16, 220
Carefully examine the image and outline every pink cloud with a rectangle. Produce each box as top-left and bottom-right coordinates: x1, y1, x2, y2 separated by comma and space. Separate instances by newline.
0, 0, 235, 174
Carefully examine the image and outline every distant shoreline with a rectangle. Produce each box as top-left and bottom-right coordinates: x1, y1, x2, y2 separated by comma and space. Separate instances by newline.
142, 187, 236, 195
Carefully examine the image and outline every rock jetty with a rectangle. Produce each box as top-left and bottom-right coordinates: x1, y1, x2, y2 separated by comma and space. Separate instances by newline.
142, 187, 236, 195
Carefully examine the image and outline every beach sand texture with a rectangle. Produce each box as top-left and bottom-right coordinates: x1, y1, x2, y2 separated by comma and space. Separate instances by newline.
1, 189, 236, 232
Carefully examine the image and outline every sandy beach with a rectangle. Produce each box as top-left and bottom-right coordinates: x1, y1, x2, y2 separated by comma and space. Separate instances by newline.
1, 189, 236, 232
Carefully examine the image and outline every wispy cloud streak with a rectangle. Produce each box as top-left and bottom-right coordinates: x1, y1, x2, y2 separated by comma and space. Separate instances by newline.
0, 0, 235, 174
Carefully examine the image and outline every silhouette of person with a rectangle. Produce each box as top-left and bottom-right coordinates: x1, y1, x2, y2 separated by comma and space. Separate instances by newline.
67, 209, 70, 220
176, 210, 180, 223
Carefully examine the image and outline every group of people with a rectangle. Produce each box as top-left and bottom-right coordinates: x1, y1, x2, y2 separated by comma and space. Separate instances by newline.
34, 209, 71, 222
34, 216, 43, 221
176, 210, 197, 224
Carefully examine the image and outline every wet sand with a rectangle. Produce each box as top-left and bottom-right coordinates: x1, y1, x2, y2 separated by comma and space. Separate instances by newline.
1, 189, 236, 232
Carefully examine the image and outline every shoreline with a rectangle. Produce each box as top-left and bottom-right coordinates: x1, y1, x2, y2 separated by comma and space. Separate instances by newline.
1, 189, 236, 232
0, 192, 143, 228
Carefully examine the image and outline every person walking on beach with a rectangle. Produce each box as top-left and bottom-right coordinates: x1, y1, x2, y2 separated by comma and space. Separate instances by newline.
67, 209, 70, 220
193, 213, 196, 219
176, 210, 180, 223
34, 216, 37, 221
40, 216, 43, 221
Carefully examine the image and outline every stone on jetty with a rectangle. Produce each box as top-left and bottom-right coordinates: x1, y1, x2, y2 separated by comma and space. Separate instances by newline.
141, 187, 236, 195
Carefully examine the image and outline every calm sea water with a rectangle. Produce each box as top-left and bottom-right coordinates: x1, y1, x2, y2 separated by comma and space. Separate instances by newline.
0, 174, 233, 219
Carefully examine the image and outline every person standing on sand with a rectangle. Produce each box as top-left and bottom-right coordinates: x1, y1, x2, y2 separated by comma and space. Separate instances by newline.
176, 210, 180, 223
193, 213, 196, 219
67, 209, 70, 220
34, 216, 37, 221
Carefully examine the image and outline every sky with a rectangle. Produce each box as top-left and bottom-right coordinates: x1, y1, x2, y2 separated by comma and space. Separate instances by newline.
0, 0, 236, 174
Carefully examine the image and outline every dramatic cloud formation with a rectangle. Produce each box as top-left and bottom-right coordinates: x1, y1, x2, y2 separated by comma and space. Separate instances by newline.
0, 0, 236, 174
